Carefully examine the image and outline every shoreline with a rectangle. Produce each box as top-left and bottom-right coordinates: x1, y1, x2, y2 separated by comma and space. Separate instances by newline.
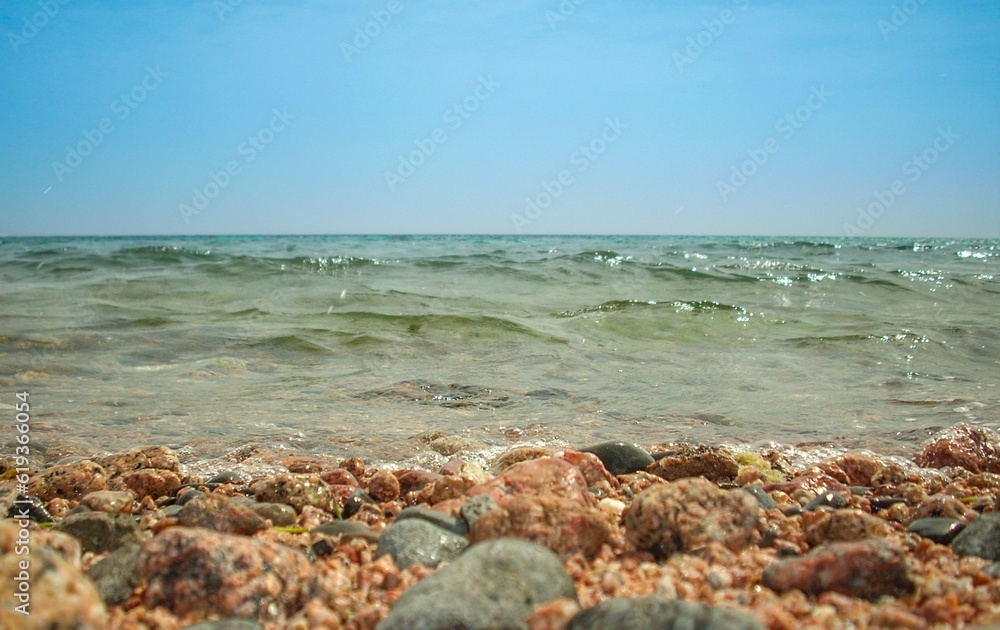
2, 423, 999, 629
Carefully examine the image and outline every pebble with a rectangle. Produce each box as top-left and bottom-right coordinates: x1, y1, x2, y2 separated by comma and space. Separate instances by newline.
470, 457, 595, 507
175, 488, 205, 506
951, 512, 1000, 560
427, 434, 488, 456
907, 517, 966, 545
178, 493, 269, 535
469, 493, 611, 558
489, 445, 555, 473
311, 520, 380, 543
377, 517, 468, 569
803, 490, 850, 511
0, 519, 109, 628
95, 445, 182, 475
396, 470, 443, 496
762, 539, 915, 600
319, 468, 358, 487
26, 459, 109, 502
88, 542, 141, 605
765, 471, 851, 504
647, 444, 739, 483
909, 492, 979, 523
183, 621, 263, 630
138, 526, 315, 622
81, 490, 135, 514
253, 473, 339, 515
579, 440, 654, 475
121, 468, 182, 501
207, 470, 252, 485
803, 509, 889, 545
396, 505, 469, 535
915, 423, 1000, 473
568, 596, 765, 630
380, 538, 576, 630
625, 477, 761, 559
741, 485, 777, 510
248, 501, 297, 527
460, 493, 499, 527
367, 469, 402, 502
55, 511, 143, 554
342, 488, 377, 519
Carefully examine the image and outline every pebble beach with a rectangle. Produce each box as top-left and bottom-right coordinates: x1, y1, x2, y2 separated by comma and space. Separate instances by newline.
3, 421, 1000, 629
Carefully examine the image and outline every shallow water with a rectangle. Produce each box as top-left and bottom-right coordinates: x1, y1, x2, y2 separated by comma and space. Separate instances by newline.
2, 235, 998, 472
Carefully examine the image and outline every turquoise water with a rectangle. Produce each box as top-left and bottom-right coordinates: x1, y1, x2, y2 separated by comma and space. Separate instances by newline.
2, 235, 998, 470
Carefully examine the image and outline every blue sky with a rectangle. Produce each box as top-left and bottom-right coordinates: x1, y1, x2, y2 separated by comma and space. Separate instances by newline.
1, 0, 997, 237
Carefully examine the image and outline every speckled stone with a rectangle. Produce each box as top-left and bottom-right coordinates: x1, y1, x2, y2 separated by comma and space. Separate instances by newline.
312, 520, 380, 543
489, 446, 556, 473
26, 460, 109, 502
121, 468, 182, 501
367, 469, 402, 502
469, 494, 611, 559
469, 457, 595, 507
763, 539, 915, 600
81, 490, 135, 514
625, 477, 761, 559
803, 509, 889, 546
95, 445, 182, 475
569, 596, 765, 630
0, 519, 108, 628
580, 441, 655, 476
380, 538, 575, 630
647, 444, 739, 484
377, 517, 468, 569
178, 493, 269, 535
915, 423, 1000, 473
55, 511, 143, 554
138, 526, 315, 622
741, 485, 777, 510
253, 473, 339, 515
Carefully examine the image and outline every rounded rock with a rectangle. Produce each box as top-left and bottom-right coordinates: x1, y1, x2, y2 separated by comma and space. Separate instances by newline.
580, 441, 655, 475
569, 596, 765, 630
377, 517, 468, 569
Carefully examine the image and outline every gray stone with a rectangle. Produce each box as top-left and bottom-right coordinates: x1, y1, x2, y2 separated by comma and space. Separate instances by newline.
56, 511, 142, 554
379, 538, 575, 630
569, 596, 765, 630
250, 501, 298, 526
952, 512, 1000, 560
907, 517, 966, 545
312, 520, 380, 542
377, 518, 468, 569
741, 485, 776, 510
342, 488, 377, 519
804, 491, 850, 511
461, 494, 499, 527
396, 505, 469, 535
580, 441, 654, 475
89, 543, 141, 605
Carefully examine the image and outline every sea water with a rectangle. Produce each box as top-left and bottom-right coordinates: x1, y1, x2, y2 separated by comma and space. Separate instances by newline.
2, 235, 997, 472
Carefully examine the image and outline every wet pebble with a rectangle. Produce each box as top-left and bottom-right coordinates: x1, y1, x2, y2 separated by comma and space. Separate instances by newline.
27, 459, 108, 502
377, 517, 468, 569
952, 512, 1000, 560
367, 469, 401, 502
741, 484, 777, 510
178, 493, 269, 535
81, 490, 135, 514
207, 470, 252, 485
121, 468, 182, 501
625, 477, 760, 559
907, 517, 965, 545
96, 445, 181, 475
647, 444, 739, 483
184, 621, 264, 630
461, 494, 499, 527
763, 539, 915, 600
569, 596, 765, 630
803, 508, 889, 545
341, 488, 377, 519
580, 440, 654, 475
380, 538, 575, 630
915, 423, 1000, 474
804, 491, 850, 511
249, 501, 297, 527
253, 473, 339, 515
55, 511, 142, 554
